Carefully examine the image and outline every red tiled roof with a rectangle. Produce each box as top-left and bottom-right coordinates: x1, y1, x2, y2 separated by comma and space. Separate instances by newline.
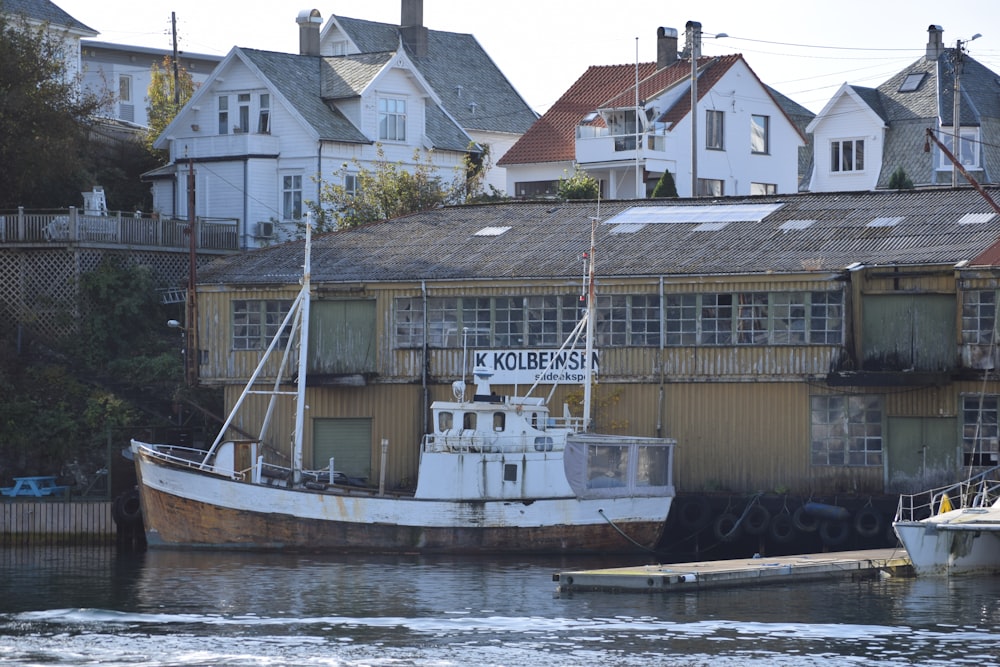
499, 56, 751, 166
498, 62, 658, 166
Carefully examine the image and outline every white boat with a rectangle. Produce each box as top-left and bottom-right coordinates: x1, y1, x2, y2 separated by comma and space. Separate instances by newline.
130, 222, 676, 553
893, 465, 1000, 575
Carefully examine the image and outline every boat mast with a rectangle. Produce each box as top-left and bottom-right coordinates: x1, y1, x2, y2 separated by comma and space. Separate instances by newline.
583, 214, 597, 430
292, 220, 312, 484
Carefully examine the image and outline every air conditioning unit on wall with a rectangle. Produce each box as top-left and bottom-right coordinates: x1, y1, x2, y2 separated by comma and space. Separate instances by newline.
255, 221, 275, 238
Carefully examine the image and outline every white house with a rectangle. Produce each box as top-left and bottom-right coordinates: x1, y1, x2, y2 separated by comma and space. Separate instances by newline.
499, 23, 812, 199
145, 2, 537, 248
2, 0, 97, 83
807, 24, 1000, 191
80, 41, 222, 129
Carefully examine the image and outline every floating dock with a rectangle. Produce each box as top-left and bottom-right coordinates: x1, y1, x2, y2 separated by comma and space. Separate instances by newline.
554, 548, 911, 593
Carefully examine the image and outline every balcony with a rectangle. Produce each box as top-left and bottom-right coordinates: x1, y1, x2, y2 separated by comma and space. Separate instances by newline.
0, 208, 239, 252
575, 126, 674, 167
178, 132, 280, 159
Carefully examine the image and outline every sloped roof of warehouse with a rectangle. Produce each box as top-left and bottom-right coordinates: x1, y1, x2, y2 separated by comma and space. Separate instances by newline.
197, 188, 1000, 286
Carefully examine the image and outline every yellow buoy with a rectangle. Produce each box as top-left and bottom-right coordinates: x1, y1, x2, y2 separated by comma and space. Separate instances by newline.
938, 494, 953, 514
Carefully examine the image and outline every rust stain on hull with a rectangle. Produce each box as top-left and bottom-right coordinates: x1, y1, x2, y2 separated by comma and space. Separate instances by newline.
137, 475, 664, 554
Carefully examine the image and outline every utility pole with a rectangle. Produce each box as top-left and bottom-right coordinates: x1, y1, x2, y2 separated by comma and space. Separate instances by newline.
687, 21, 702, 197
171, 12, 180, 107
951, 33, 981, 187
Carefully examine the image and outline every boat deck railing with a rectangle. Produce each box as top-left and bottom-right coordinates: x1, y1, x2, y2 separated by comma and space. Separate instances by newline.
895, 464, 1000, 522
135, 442, 244, 478
422, 431, 566, 454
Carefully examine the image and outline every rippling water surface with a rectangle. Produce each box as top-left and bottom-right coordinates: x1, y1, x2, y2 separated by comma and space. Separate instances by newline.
1, 547, 998, 666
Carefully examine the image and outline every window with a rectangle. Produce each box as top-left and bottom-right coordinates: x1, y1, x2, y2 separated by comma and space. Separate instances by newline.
526, 295, 563, 346
961, 395, 1000, 467
344, 173, 358, 196
962, 289, 996, 344
697, 178, 724, 196
595, 295, 628, 346
237, 93, 250, 133
118, 75, 131, 102
751, 182, 777, 196
494, 297, 525, 347
706, 109, 724, 150
257, 93, 271, 134
663, 291, 844, 346
232, 299, 293, 350
665, 294, 698, 345
898, 72, 925, 92
938, 128, 980, 169
282, 174, 302, 220
810, 395, 883, 466
629, 294, 661, 346
701, 293, 733, 344
750, 114, 769, 154
515, 181, 559, 198
735, 293, 768, 344
378, 97, 406, 141
218, 96, 229, 134
395, 297, 424, 347
831, 139, 864, 172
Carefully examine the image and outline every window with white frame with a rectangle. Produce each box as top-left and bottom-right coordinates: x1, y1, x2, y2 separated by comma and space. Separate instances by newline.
831, 139, 864, 172
961, 394, 1000, 467
750, 114, 769, 154
938, 127, 980, 169
118, 74, 131, 102
810, 395, 883, 466
237, 93, 250, 133
257, 93, 271, 134
706, 109, 724, 150
282, 174, 302, 221
751, 182, 777, 195
697, 178, 724, 196
378, 97, 406, 141
962, 289, 996, 345
344, 173, 358, 196
218, 95, 229, 134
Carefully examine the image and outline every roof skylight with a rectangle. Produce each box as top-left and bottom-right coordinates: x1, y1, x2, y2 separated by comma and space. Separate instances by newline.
474, 226, 511, 237
866, 217, 904, 228
779, 220, 816, 231
958, 213, 996, 225
898, 72, 925, 92
603, 203, 784, 231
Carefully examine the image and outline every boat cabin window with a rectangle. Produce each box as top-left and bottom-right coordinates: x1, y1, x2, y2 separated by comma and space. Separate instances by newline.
531, 412, 539, 429
438, 411, 453, 432
587, 445, 629, 489
635, 445, 671, 487
493, 412, 505, 431
463, 412, 477, 430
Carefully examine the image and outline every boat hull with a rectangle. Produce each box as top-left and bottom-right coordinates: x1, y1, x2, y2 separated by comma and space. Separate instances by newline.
894, 519, 1000, 576
134, 448, 671, 554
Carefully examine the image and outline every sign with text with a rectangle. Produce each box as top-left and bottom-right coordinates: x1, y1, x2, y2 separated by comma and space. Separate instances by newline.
473, 349, 599, 385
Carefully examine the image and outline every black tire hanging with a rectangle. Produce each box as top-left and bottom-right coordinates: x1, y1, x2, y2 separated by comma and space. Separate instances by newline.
792, 505, 820, 533
743, 504, 771, 536
819, 518, 850, 547
713, 512, 742, 542
679, 496, 712, 531
112, 489, 142, 527
853, 506, 884, 538
768, 511, 796, 544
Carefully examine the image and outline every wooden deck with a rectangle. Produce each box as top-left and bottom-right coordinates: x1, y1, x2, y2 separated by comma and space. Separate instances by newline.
554, 548, 912, 593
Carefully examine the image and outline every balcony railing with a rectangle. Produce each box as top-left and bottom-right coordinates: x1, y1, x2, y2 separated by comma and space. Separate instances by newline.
0, 208, 239, 252
575, 127, 673, 165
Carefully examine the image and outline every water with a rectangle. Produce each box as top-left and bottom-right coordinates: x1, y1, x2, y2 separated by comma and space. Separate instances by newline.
1, 547, 999, 666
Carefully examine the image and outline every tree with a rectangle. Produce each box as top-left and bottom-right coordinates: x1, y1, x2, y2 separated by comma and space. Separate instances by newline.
651, 170, 679, 198
309, 144, 459, 231
557, 165, 600, 200
887, 166, 914, 190
0, 13, 112, 207
146, 55, 195, 157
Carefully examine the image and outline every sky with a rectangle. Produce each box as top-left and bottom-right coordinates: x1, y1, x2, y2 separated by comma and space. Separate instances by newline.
55, 0, 1000, 115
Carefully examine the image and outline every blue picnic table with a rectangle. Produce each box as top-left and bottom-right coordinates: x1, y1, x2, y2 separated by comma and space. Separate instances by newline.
0, 476, 68, 497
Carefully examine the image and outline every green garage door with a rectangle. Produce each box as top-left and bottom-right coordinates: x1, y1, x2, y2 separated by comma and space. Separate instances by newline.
313, 418, 372, 481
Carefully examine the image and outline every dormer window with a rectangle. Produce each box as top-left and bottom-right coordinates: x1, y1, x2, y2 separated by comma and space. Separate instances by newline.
378, 97, 406, 141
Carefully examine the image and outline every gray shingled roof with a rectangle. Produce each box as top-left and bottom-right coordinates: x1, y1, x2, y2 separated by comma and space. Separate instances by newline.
335, 15, 538, 135
321, 52, 393, 99
241, 49, 367, 144
198, 188, 1000, 286
872, 49, 1000, 187
3, 0, 96, 34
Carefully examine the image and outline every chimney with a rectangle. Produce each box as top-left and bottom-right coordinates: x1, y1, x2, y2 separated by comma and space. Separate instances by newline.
657, 27, 679, 68
400, 0, 427, 58
926, 24, 945, 61
297, 9, 322, 56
